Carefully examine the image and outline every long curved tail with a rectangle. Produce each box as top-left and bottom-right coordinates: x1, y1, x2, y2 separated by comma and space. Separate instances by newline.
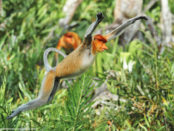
44, 48, 67, 72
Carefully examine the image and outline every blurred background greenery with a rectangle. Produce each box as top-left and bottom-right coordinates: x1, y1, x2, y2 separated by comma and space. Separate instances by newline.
0, 0, 174, 130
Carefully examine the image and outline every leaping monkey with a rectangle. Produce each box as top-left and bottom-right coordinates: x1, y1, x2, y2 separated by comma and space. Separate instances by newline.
7, 13, 148, 119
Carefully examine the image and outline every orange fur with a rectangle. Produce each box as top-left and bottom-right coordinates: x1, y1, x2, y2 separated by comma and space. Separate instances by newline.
43, 70, 56, 94
92, 34, 108, 54
55, 45, 87, 77
56, 33, 108, 55
55, 32, 81, 62
56, 32, 81, 51
55, 35, 108, 77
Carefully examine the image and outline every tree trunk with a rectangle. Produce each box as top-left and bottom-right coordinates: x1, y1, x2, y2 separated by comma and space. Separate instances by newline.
59, 0, 83, 27
161, 0, 172, 47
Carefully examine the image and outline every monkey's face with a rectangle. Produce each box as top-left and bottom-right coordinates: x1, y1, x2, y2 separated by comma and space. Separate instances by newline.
92, 34, 108, 53
64, 32, 81, 49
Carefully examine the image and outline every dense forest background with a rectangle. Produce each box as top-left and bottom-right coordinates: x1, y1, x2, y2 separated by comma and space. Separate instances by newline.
0, 0, 174, 130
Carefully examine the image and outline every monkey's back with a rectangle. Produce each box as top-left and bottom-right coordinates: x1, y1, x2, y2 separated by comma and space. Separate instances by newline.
55, 44, 95, 79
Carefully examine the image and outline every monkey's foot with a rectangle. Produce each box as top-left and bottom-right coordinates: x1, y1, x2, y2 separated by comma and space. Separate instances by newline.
7, 110, 21, 119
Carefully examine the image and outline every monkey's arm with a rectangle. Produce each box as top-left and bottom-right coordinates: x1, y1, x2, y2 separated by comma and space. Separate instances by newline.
104, 16, 148, 41
84, 12, 104, 45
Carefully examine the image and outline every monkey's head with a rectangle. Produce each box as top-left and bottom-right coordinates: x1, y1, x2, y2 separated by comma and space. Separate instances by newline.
63, 32, 81, 49
92, 34, 108, 54
57, 32, 81, 52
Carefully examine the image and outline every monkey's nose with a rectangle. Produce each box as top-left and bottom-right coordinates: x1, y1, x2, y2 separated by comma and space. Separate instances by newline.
102, 44, 108, 50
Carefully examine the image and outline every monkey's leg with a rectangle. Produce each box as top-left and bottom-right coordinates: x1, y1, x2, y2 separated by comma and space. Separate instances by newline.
7, 70, 59, 119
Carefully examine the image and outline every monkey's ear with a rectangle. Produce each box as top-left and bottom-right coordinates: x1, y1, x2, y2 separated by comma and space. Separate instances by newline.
84, 13, 104, 45
104, 15, 148, 41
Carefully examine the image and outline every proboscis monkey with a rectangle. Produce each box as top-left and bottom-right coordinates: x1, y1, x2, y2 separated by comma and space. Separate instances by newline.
57, 32, 81, 51
55, 32, 81, 63
7, 13, 148, 119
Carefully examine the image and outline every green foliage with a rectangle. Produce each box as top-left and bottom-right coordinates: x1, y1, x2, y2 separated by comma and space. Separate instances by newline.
169, 0, 174, 14
54, 74, 94, 130
0, 0, 174, 130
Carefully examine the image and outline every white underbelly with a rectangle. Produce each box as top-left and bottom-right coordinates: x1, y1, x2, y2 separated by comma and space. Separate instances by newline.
81, 50, 95, 70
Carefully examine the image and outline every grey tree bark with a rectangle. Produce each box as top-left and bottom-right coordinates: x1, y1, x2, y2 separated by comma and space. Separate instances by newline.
96, 0, 143, 46
114, 0, 143, 45
59, 0, 83, 27
161, 0, 173, 47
